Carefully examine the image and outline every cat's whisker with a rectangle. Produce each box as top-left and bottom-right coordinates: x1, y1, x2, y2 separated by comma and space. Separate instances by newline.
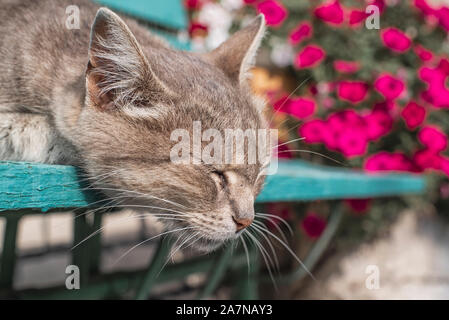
239, 236, 251, 276
251, 223, 316, 281
50, 168, 126, 189
268, 76, 312, 127
247, 225, 278, 274
70, 212, 188, 251
244, 229, 278, 290
278, 149, 345, 166
73, 203, 190, 220
51, 197, 126, 231
72, 193, 128, 214
112, 226, 198, 266
85, 186, 188, 210
254, 216, 288, 242
250, 221, 280, 272
272, 137, 306, 149
256, 212, 293, 236
285, 122, 302, 135
168, 231, 199, 263
58, 203, 189, 232
155, 232, 205, 279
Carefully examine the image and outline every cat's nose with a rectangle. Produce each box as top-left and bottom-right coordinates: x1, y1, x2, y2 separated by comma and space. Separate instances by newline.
232, 216, 253, 232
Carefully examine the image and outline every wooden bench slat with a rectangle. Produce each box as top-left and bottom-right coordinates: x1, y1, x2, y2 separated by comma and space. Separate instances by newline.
0, 161, 426, 212
258, 160, 425, 202
0, 162, 96, 212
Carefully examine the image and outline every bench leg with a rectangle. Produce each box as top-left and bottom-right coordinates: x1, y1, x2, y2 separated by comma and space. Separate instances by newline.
196, 245, 234, 299
89, 212, 103, 275
72, 212, 91, 286
0, 214, 21, 290
233, 241, 259, 300
135, 236, 173, 300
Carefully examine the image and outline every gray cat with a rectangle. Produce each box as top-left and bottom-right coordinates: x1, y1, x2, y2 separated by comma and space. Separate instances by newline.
0, 0, 268, 252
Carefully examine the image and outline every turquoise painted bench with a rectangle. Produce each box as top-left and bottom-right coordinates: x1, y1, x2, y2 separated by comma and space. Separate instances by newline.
0, 0, 427, 299
0, 160, 425, 298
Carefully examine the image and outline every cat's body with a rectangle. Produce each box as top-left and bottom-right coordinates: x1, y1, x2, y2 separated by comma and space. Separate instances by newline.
0, 0, 267, 251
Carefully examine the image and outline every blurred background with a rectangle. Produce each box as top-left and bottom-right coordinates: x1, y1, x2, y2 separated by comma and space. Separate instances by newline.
2, 0, 449, 299
184, 0, 449, 299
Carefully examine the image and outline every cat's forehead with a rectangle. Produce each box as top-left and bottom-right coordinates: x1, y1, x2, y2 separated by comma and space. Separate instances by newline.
148, 49, 241, 99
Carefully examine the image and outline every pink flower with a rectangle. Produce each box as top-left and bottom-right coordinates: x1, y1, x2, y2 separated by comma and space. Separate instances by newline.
419, 66, 447, 86
421, 85, 449, 108
272, 95, 289, 113
414, 0, 449, 31
391, 152, 418, 172
414, 45, 434, 62
349, 9, 369, 26
418, 126, 448, 152
184, 0, 202, 10
294, 45, 326, 69
301, 213, 326, 239
401, 102, 426, 129
338, 128, 368, 158
274, 96, 316, 119
438, 58, 449, 76
374, 74, 405, 100
364, 152, 415, 172
299, 119, 326, 143
414, 0, 436, 16
419, 65, 449, 108
337, 81, 369, 104
366, 152, 392, 171
323, 110, 365, 151
363, 109, 393, 140
345, 199, 372, 214
289, 22, 312, 45
327, 109, 364, 131
314, 1, 344, 26
381, 28, 411, 53
413, 149, 442, 171
436, 7, 449, 31
286, 97, 316, 119
257, 0, 288, 27
373, 100, 396, 111
321, 130, 340, 151
333, 60, 360, 74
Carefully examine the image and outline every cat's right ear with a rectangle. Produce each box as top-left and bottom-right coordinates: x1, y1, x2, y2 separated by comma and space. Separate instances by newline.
205, 15, 265, 86
86, 8, 171, 111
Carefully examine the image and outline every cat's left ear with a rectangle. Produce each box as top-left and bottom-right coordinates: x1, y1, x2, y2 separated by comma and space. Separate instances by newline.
86, 8, 173, 112
206, 15, 266, 86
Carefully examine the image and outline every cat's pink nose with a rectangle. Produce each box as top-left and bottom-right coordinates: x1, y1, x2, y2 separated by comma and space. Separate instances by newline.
233, 216, 253, 232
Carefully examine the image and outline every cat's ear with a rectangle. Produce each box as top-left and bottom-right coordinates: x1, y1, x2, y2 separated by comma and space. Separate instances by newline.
86, 8, 171, 111
206, 15, 265, 85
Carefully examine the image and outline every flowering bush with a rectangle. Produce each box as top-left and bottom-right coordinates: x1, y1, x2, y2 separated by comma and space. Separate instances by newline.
186, 0, 449, 236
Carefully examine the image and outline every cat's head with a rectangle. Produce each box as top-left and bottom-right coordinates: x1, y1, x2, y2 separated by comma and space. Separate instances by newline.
73, 8, 269, 252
